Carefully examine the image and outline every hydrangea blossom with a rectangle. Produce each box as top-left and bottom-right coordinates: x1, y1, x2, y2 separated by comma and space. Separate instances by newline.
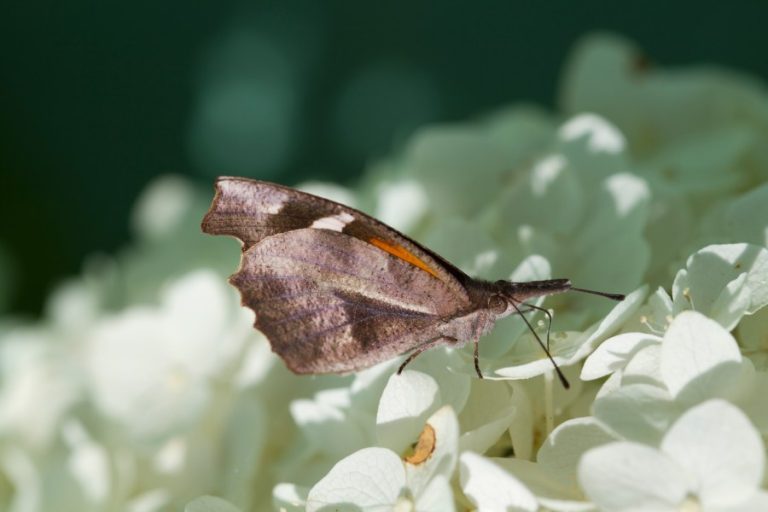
1, 33, 768, 511
269, 371, 461, 511
579, 400, 768, 511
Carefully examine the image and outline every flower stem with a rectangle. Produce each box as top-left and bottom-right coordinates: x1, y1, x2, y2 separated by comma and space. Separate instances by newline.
544, 370, 554, 436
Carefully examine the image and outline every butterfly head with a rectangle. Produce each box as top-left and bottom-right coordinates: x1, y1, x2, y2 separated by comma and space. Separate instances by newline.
487, 278, 624, 389
478, 279, 571, 320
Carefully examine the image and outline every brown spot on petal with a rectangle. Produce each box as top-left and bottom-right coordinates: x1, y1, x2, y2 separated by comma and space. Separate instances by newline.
404, 423, 436, 465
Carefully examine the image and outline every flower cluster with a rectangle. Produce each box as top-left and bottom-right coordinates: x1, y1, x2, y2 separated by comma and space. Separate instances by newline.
2, 34, 768, 511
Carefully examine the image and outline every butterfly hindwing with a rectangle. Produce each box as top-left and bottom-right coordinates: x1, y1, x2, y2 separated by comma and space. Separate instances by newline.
231, 228, 471, 373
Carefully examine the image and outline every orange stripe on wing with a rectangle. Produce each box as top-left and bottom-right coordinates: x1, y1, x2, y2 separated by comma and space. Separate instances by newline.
369, 237, 441, 279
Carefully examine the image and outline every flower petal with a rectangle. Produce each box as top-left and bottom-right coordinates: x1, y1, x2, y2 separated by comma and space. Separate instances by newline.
672, 244, 768, 329
291, 388, 369, 458
579, 442, 689, 512
537, 417, 619, 487
699, 182, 768, 250
460, 452, 538, 512
408, 350, 471, 415
496, 457, 582, 502
571, 286, 648, 359
621, 343, 664, 389
405, 405, 459, 497
459, 410, 515, 455
414, 474, 455, 512
306, 447, 405, 512
219, 396, 266, 507
660, 311, 743, 402
581, 332, 661, 381
376, 371, 441, 453
661, 400, 765, 508
272, 483, 308, 512
592, 384, 678, 446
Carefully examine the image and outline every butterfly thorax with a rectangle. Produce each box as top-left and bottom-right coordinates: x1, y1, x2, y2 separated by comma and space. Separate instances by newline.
433, 279, 510, 342
436, 308, 497, 344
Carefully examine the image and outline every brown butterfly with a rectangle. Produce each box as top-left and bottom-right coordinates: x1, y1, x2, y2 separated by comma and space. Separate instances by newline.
202, 177, 624, 388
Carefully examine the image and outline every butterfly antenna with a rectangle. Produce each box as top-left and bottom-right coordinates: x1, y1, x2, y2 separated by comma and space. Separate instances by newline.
510, 301, 570, 389
570, 287, 625, 301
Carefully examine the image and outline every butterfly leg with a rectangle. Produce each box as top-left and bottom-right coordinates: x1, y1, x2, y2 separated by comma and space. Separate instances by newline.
473, 338, 483, 379
466, 315, 485, 380
397, 336, 458, 375
517, 302, 554, 350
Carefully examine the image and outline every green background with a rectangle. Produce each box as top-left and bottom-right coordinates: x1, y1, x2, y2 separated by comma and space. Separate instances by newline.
2, 1, 767, 315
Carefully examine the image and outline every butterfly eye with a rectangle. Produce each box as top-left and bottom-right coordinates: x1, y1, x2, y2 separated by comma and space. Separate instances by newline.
488, 294, 507, 314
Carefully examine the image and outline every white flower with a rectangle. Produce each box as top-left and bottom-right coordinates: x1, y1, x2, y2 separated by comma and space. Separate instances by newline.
0, 328, 81, 449
562, 34, 768, 166
562, 34, 768, 285
659, 311, 768, 434
0, 420, 116, 512
278, 369, 471, 509
579, 400, 768, 511
85, 270, 254, 443
306, 405, 459, 512
581, 332, 662, 382
697, 182, 768, 249
373, 179, 429, 233
491, 416, 619, 511
131, 175, 197, 241
405, 119, 537, 218
585, 310, 768, 439
672, 244, 768, 330
282, 385, 374, 485
295, 371, 479, 511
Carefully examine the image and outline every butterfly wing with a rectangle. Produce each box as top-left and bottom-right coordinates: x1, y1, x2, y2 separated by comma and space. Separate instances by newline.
201, 177, 471, 298
232, 228, 471, 373
202, 177, 334, 249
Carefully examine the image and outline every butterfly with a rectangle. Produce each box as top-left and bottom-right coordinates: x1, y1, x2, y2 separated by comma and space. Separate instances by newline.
202, 177, 624, 388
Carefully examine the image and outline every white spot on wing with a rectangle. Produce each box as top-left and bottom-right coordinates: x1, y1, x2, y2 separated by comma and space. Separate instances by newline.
257, 190, 287, 214
264, 200, 285, 214
311, 212, 355, 232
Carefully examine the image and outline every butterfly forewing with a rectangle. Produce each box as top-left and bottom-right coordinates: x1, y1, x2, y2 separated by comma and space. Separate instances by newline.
202, 178, 337, 249
202, 177, 470, 297
232, 228, 471, 373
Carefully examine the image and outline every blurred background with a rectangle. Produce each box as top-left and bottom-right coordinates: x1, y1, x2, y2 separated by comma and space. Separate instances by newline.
1, 0, 767, 317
